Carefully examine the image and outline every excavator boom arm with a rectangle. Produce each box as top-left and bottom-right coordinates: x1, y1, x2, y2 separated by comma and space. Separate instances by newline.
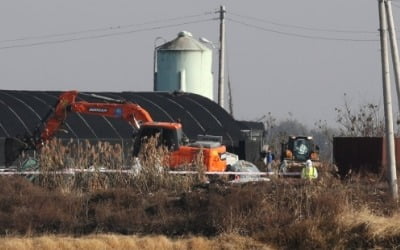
33, 90, 153, 146
39, 90, 78, 143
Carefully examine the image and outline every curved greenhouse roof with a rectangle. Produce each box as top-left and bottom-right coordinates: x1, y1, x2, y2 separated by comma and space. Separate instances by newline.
0, 90, 257, 149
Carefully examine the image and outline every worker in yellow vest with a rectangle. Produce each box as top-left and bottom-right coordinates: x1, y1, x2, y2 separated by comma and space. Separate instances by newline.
301, 159, 318, 180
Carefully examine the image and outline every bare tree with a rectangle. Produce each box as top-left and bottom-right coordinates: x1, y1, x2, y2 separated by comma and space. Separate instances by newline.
312, 120, 337, 162
264, 114, 311, 159
335, 94, 385, 137
262, 113, 336, 163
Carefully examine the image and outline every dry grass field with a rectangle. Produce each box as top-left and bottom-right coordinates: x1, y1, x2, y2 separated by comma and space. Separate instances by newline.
1, 139, 400, 249
0, 170, 399, 249
0, 234, 273, 250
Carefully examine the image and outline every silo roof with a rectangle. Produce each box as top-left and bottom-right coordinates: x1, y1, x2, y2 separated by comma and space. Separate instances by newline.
158, 31, 210, 51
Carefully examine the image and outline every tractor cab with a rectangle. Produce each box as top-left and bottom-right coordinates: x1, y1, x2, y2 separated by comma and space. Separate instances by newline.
281, 136, 319, 162
289, 136, 314, 161
280, 136, 320, 174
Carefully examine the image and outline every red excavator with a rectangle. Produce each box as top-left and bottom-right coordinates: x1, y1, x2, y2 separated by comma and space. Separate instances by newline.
5, 90, 227, 171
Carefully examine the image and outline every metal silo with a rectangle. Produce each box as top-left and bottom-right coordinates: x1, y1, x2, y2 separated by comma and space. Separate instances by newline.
154, 31, 213, 100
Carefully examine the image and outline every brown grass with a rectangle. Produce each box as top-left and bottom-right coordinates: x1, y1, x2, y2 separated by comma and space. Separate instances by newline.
30, 137, 203, 194
3, 139, 400, 249
0, 234, 273, 250
37, 139, 127, 171
0, 175, 399, 248
338, 207, 400, 247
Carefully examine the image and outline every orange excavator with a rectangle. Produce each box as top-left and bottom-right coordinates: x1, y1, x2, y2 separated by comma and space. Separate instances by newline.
5, 90, 227, 171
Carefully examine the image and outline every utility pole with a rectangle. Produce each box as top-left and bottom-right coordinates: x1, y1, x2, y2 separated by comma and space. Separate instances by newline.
228, 75, 234, 116
218, 5, 226, 109
384, 0, 399, 201
386, 0, 400, 114
378, 0, 398, 201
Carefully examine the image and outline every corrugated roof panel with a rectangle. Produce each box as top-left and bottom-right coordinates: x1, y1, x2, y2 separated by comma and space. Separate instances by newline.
136, 92, 207, 135
158, 31, 210, 51
0, 91, 41, 136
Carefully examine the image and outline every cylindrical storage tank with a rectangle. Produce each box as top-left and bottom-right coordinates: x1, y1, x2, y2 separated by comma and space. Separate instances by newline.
155, 31, 213, 100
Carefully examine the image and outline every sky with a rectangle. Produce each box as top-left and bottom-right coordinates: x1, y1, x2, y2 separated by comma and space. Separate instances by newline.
0, 0, 395, 128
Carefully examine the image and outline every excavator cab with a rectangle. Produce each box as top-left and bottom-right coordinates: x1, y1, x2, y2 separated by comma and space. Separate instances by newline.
133, 122, 184, 157
133, 123, 227, 171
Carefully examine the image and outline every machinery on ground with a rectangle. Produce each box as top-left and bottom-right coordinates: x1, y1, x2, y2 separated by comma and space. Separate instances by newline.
279, 135, 320, 174
5, 90, 227, 171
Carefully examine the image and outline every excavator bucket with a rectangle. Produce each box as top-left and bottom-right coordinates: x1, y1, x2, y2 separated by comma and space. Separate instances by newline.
5, 137, 29, 166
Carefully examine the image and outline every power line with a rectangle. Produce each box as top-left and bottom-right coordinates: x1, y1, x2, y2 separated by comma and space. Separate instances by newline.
229, 12, 376, 34
392, 2, 400, 8
0, 18, 215, 50
0, 12, 214, 44
227, 17, 378, 42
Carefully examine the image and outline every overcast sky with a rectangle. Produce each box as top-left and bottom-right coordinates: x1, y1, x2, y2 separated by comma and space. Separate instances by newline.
0, 0, 394, 127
